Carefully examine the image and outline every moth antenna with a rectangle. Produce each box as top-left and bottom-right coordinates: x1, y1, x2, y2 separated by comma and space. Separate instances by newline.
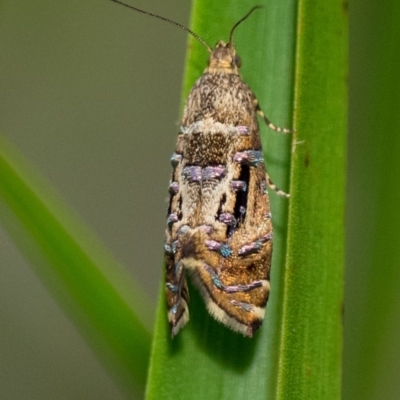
109, 0, 213, 53
228, 5, 264, 46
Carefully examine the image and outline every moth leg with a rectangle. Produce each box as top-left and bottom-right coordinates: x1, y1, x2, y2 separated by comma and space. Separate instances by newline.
166, 260, 189, 337
266, 172, 290, 198
254, 99, 293, 133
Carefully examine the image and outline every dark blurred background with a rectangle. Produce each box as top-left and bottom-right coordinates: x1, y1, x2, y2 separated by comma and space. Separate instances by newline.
1, 0, 399, 399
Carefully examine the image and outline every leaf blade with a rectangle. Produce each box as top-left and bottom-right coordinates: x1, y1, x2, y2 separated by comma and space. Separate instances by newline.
0, 135, 152, 397
146, 0, 296, 399
277, 0, 347, 399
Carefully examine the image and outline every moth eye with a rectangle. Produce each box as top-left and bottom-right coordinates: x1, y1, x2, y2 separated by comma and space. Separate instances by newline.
234, 55, 242, 68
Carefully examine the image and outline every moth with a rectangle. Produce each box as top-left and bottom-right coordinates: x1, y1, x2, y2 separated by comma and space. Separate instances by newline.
110, 1, 291, 337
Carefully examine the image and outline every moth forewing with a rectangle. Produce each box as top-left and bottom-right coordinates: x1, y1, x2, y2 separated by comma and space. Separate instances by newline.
166, 39, 287, 337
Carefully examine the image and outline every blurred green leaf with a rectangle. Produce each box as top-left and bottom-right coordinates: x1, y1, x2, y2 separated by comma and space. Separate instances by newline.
0, 135, 152, 398
344, 1, 400, 399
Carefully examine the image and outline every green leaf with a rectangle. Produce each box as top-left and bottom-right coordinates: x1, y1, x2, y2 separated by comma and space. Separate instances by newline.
0, 135, 152, 398
146, 0, 296, 399
146, 0, 346, 398
277, 1, 347, 399
344, 1, 400, 399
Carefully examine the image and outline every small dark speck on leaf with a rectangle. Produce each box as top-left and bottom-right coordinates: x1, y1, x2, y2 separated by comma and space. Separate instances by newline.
304, 152, 310, 168
342, 0, 349, 14
340, 299, 345, 326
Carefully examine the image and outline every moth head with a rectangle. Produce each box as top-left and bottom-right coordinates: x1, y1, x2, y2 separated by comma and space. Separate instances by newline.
207, 41, 242, 74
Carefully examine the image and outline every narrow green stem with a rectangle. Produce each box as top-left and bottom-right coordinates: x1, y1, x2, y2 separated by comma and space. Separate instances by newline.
277, 0, 347, 399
